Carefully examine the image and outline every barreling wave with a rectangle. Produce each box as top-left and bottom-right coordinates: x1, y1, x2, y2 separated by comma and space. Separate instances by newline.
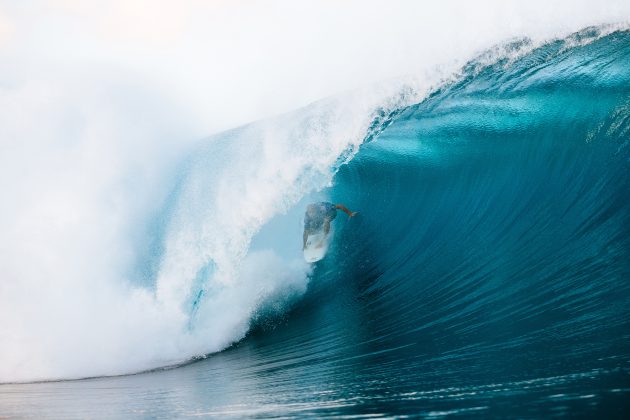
231, 27, 630, 417
1, 30, 629, 417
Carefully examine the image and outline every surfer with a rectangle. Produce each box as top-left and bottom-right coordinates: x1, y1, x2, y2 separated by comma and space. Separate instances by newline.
303, 202, 357, 249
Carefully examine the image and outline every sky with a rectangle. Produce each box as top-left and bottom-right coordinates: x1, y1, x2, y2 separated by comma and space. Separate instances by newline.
1, 1, 628, 135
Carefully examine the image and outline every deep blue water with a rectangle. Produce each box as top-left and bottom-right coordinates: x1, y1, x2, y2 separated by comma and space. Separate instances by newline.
2, 29, 629, 418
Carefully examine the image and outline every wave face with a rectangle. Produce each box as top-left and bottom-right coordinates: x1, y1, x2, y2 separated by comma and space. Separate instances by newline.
308, 29, 630, 416
1, 29, 630, 418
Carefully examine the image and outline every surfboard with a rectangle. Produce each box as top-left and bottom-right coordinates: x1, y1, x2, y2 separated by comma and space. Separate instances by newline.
303, 230, 331, 263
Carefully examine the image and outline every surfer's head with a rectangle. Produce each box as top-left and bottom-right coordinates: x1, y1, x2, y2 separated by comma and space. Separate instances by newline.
306, 203, 320, 217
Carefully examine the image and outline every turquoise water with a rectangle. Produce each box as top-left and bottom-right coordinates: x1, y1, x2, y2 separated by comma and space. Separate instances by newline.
1, 29, 629, 418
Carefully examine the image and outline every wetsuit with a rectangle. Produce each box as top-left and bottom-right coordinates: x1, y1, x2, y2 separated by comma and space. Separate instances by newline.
304, 202, 337, 233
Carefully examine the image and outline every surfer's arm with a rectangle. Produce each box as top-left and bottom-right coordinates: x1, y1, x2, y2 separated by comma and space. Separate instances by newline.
335, 204, 357, 217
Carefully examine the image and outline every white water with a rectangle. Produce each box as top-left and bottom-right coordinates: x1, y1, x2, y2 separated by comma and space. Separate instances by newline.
1, 1, 629, 382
